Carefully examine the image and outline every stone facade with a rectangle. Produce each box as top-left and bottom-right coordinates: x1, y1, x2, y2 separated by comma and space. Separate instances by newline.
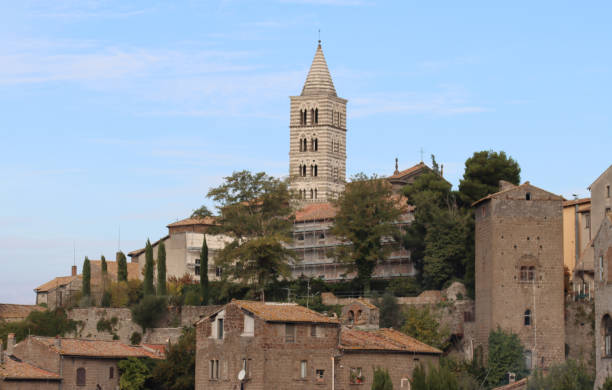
474, 182, 565, 370
593, 214, 612, 388
289, 42, 347, 203
340, 299, 379, 329
590, 165, 612, 240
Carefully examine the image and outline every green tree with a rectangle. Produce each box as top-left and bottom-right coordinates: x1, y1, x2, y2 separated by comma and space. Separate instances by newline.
401, 306, 450, 351
118, 357, 151, 390
410, 363, 463, 390
117, 251, 128, 282
410, 365, 428, 390
458, 150, 521, 206
150, 327, 196, 390
371, 367, 393, 390
0, 308, 77, 344
527, 359, 593, 390
487, 328, 528, 387
375, 292, 402, 329
200, 237, 209, 305
131, 295, 167, 332
207, 170, 295, 301
82, 257, 91, 298
143, 239, 155, 296
331, 173, 402, 292
157, 241, 167, 296
191, 205, 213, 219
101, 254, 109, 303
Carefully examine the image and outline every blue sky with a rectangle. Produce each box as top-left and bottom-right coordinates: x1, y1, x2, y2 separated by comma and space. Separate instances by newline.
1, 1, 610, 303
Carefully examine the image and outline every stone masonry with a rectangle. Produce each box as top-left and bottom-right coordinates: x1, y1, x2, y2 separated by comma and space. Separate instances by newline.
474, 182, 565, 370
594, 214, 612, 388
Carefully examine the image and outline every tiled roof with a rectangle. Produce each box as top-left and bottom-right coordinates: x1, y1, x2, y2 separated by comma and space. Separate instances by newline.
388, 162, 427, 180
34, 275, 79, 293
492, 378, 528, 390
344, 298, 378, 310
340, 328, 442, 355
472, 182, 563, 207
295, 202, 337, 222
29, 337, 162, 359
301, 43, 337, 97
167, 216, 217, 228
0, 354, 61, 380
563, 198, 590, 207
0, 304, 45, 320
233, 300, 339, 324
142, 344, 166, 358
128, 235, 170, 257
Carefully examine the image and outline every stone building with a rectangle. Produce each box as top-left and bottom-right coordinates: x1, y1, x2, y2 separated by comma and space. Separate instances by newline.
289, 42, 347, 203
0, 337, 61, 390
473, 181, 565, 370
11, 335, 161, 390
593, 213, 612, 388
128, 217, 232, 283
195, 300, 441, 390
0, 304, 44, 323
590, 164, 612, 239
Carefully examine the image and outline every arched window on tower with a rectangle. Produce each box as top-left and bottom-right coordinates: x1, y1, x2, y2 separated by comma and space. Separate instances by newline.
299, 139, 303, 152
315, 108, 318, 124
310, 109, 315, 125
310, 189, 314, 199
302, 110, 307, 125
303, 138, 307, 152
314, 138, 318, 151
314, 188, 317, 199
524, 309, 531, 326
331, 109, 334, 125
302, 165, 307, 177
314, 165, 318, 177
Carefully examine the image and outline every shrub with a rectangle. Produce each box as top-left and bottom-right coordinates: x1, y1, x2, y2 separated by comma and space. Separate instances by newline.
527, 359, 593, 390
130, 332, 142, 345
110, 281, 130, 307
101, 291, 112, 307
118, 357, 151, 390
127, 280, 143, 305
487, 328, 528, 387
150, 327, 196, 390
375, 292, 403, 329
402, 306, 450, 350
371, 367, 393, 390
131, 296, 167, 332
0, 309, 77, 344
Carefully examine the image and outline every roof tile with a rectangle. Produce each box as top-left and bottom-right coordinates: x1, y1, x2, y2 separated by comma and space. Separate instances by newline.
29, 337, 162, 359
233, 300, 339, 324
0, 354, 61, 380
340, 328, 442, 354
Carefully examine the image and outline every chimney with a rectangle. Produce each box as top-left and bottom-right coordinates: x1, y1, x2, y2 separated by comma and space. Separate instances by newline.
72, 265, 77, 276
6, 333, 15, 355
499, 180, 515, 192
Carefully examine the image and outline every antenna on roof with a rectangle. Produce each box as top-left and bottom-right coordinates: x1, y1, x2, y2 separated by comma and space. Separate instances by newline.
318, 29, 321, 46
419, 148, 424, 163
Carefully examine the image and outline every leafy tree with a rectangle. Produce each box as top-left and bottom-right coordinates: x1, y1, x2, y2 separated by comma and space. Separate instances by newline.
101, 291, 112, 307
410, 365, 428, 390
150, 327, 196, 390
143, 239, 155, 296
191, 205, 213, 219
0, 309, 77, 344
131, 295, 167, 332
410, 363, 464, 390
117, 251, 128, 282
110, 281, 130, 307
157, 241, 167, 296
200, 237, 209, 305
331, 173, 403, 292
401, 306, 450, 350
82, 257, 91, 298
458, 150, 521, 206
371, 367, 393, 390
207, 170, 295, 301
527, 359, 593, 390
375, 292, 402, 329
487, 328, 528, 387
127, 280, 143, 305
118, 357, 151, 390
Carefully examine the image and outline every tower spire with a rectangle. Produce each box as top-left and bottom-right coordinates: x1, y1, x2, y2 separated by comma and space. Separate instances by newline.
301, 42, 336, 97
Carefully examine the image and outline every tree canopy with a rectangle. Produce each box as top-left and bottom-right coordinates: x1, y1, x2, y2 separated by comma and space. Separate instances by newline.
82, 257, 91, 298
331, 173, 403, 292
206, 170, 295, 300
487, 328, 529, 387
117, 251, 128, 282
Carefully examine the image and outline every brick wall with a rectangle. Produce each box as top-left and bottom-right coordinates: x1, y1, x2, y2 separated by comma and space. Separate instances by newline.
0, 380, 60, 390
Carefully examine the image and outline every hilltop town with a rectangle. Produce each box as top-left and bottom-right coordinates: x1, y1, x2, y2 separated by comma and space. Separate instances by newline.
1, 43, 611, 390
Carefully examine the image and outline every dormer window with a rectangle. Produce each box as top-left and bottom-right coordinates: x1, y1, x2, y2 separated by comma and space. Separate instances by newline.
217, 318, 224, 339
211, 311, 225, 340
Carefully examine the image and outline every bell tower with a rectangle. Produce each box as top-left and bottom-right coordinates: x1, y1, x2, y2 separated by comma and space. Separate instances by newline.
289, 41, 347, 203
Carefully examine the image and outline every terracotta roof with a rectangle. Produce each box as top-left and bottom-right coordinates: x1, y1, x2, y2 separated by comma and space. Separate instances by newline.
344, 298, 378, 310
167, 216, 217, 228
301, 43, 337, 97
563, 198, 590, 207
295, 202, 337, 222
34, 275, 79, 293
128, 235, 170, 257
142, 344, 166, 358
388, 162, 428, 180
28, 337, 162, 359
492, 378, 528, 390
472, 182, 563, 207
0, 304, 45, 320
0, 354, 61, 380
232, 300, 339, 324
340, 328, 442, 354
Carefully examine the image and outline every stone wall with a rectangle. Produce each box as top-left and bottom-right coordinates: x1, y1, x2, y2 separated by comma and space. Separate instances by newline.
564, 299, 594, 369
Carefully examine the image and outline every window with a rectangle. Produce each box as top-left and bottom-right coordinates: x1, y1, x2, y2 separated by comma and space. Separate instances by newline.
76, 367, 86, 386
310, 189, 314, 199
300, 360, 307, 379
524, 309, 531, 326
315, 108, 318, 124
348, 310, 355, 324
310, 109, 314, 125
607, 207, 611, 216
310, 325, 316, 337
350, 367, 364, 384
586, 213, 591, 228
285, 324, 296, 343
600, 256, 605, 282
303, 138, 308, 152
217, 318, 224, 339
520, 266, 528, 282
303, 110, 307, 125
607, 185, 610, 198
526, 192, 531, 201
195, 259, 200, 276
314, 189, 318, 199
210, 360, 219, 380
605, 315, 612, 357
243, 314, 254, 336
314, 165, 318, 177
524, 351, 532, 369
109, 366, 114, 379
302, 165, 307, 176
216, 267, 222, 277
528, 266, 535, 281
318, 232, 325, 240
316, 369, 325, 383
520, 266, 535, 283
481, 206, 486, 217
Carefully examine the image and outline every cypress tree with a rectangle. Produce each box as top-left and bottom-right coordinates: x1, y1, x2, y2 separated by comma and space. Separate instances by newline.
157, 241, 167, 296
116, 251, 128, 282
82, 257, 91, 297
143, 239, 155, 296
101, 255, 107, 274
371, 367, 392, 390
200, 237, 209, 305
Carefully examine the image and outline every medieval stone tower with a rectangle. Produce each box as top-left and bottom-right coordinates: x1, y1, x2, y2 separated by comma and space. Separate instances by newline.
289, 42, 347, 203
473, 181, 565, 370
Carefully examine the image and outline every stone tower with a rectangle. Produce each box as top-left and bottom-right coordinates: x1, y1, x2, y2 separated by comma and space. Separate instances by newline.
473, 182, 565, 370
289, 42, 347, 203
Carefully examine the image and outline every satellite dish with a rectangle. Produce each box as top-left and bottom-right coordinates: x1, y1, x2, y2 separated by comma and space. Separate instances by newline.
238, 369, 246, 381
